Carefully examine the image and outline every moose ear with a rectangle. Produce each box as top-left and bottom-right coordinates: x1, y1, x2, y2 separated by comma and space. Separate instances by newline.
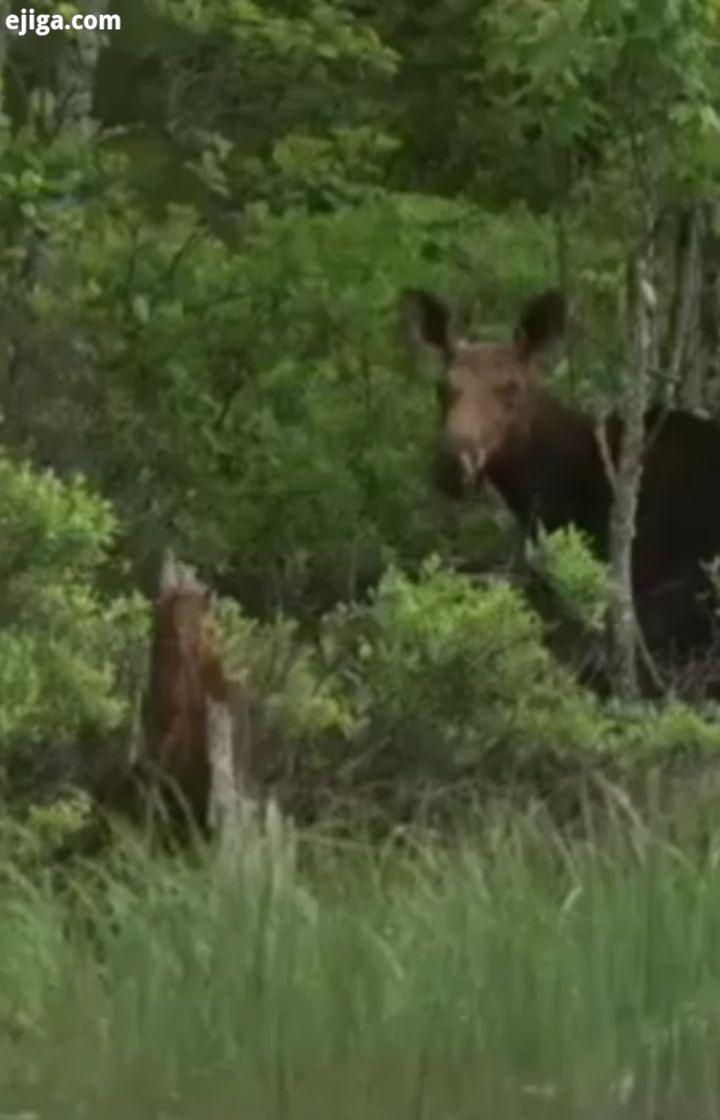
514, 289, 567, 357
401, 288, 455, 361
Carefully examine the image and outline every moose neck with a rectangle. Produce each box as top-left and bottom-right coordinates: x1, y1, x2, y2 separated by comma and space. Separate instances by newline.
484, 388, 613, 554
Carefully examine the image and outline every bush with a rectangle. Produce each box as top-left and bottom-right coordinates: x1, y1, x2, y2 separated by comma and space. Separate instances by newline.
1, 172, 558, 604
0, 453, 148, 768
212, 563, 720, 823
213, 563, 609, 816
216, 598, 358, 746
532, 524, 612, 633
321, 561, 609, 789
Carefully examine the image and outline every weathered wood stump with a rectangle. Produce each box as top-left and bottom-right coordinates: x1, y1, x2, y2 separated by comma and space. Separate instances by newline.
140, 553, 250, 844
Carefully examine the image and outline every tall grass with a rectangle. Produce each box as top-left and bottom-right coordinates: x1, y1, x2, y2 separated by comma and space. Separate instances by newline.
2, 807, 720, 1119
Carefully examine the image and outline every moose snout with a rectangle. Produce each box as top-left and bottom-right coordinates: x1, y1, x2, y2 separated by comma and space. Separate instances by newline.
433, 441, 486, 499
458, 444, 487, 485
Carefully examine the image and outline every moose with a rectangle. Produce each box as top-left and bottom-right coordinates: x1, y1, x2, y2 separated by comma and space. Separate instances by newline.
404, 286, 720, 689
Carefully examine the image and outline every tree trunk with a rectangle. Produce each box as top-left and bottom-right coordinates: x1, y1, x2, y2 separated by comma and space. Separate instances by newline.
699, 205, 720, 412
141, 554, 225, 837
207, 678, 256, 863
54, 1, 108, 137
553, 144, 577, 387
140, 551, 267, 852
667, 206, 703, 411
607, 248, 656, 699
0, 1, 10, 115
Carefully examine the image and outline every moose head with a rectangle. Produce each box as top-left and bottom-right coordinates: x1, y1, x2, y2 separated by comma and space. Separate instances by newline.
403, 287, 567, 497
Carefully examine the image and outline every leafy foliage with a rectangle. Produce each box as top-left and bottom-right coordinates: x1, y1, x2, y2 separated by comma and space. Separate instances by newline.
207, 561, 720, 823
0, 453, 147, 756
2, 0, 720, 821
324, 562, 607, 786
534, 525, 612, 633
0, 171, 559, 602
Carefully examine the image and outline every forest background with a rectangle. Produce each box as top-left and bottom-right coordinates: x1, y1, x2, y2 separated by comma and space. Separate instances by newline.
5, 3, 720, 1115
5, 0, 720, 818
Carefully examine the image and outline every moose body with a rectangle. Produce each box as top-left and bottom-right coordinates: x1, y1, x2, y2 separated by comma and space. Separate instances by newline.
405, 287, 720, 671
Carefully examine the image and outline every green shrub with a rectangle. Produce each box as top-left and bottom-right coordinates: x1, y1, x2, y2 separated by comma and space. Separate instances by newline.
0, 453, 148, 761
533, 524, 612, 633
608, 701, 720, 770
216, 598, 358, 746
212, 563, 720, 819
2, 177, 558, 602
315, 562, 609, 794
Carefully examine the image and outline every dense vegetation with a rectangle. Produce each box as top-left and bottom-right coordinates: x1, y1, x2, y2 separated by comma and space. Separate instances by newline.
3, 2, 720, 1114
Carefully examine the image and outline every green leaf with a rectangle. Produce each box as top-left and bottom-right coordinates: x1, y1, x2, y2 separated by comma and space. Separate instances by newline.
132, 294, 150, 324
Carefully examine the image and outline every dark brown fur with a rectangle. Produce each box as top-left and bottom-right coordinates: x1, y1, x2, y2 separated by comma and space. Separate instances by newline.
405, 287, 720, 668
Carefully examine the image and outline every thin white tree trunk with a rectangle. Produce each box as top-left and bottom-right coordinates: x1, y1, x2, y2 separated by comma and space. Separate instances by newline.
672, 208, 703, 411
208, 678, 256, 863
0, 1, 10, 110
699, 210, 720, 410
54, 1, 109, 137
607, 248, 656, 698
